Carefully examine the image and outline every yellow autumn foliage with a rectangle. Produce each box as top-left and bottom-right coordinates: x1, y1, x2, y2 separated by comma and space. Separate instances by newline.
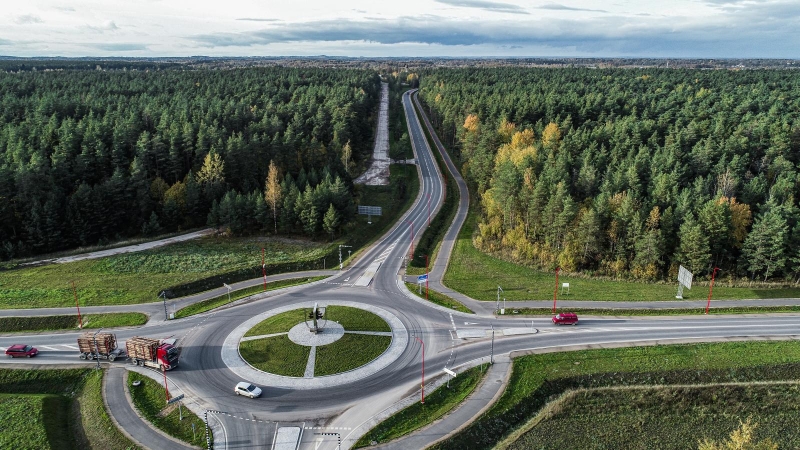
463, 114, 480, 133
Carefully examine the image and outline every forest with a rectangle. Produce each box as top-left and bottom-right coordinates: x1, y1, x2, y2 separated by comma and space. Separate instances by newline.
0, 67, 380, 259
418, 68, 800, 282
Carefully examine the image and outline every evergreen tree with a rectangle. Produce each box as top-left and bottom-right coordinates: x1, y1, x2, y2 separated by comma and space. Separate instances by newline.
677, 216, 711, 275
740, 211, 788, 281
322, 203, 340, 240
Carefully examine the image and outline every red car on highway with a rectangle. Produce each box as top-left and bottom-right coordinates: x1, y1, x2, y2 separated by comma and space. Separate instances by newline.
5, 344, 39, 358
552, 313, 578, 325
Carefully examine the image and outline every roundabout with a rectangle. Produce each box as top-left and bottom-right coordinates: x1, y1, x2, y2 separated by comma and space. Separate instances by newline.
222, 301, 408, 389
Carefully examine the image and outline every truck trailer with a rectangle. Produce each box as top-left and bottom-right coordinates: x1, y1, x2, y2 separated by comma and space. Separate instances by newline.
125, 336, 179, 370
77, 332, 125, 361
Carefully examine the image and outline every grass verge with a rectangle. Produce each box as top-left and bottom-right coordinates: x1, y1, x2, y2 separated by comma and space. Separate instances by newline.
244, 309, 306, 337
509, 306, 800, 316
127, 371, 208, 447
444, 210, 800, 301
76, 370, 140, 449
326, 305, 391, 332
0, 394, 70, 450
432, 340, 800, 450
239, 334, 310, 377
404, 282, 473, 313
315, 334, 391, 376
0, 313, 148, 333
355, 365, 487, 448
499, 382, 800, 450
175, 276, 327, 319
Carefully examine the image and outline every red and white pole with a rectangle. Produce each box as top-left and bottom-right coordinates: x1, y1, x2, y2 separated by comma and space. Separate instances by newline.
413, 336, 425, 404
261, 248, 267, 290
163, 366, 170, 402
705, 267, 720, 315
425, 254, 429, 300
552, 267, 560, 314
72, 281, 82, 329
427, 194, 431, 229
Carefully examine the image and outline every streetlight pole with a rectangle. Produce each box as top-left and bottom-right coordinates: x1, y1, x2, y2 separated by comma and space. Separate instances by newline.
160, 291, 168, 321
706, 267, 720, 315
261, 248, 268, 290
412, 336, 425, 403
552, 267, 560, 314
223, 283, 232, 303
496, 286, 503, 314
72, 281, 82, 329
93, 328, 103, 370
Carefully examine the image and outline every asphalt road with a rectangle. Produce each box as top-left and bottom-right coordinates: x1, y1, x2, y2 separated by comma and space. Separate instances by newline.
4, 90, 800, 450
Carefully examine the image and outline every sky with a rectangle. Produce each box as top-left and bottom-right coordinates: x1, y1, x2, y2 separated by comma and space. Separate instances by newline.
2, 0, 799, 58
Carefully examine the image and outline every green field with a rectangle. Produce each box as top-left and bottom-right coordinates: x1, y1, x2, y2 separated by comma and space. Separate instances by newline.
444, 210, 800, 302
355, 365, 486, 448
433, 341, 800, 450
501, 383, 800, 450
0, 368, 136, 450
325, 305, 391, 332
0, 236, 332, 309
0, 312, 148, 332
127, 372, 208, 447
239, 334, 311, 377
315, 334, 391, 376
404, 282, 473, 313
175, 277, 327, 319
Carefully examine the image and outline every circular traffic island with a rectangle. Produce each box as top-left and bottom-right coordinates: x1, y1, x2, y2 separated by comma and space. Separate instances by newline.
238, 305, 394, 379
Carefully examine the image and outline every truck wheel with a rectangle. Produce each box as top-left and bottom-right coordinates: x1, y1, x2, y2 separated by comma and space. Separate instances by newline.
109, 355, 116, 362
80, 354, 87, 360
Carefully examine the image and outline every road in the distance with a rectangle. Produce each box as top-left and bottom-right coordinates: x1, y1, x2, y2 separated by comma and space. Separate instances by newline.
3, 90, 800, 450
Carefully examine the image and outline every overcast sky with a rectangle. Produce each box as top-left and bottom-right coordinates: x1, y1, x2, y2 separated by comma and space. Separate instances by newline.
2, 0, 799, 58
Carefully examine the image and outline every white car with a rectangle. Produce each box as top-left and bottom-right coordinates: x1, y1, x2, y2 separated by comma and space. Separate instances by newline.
235, 382, 262, 398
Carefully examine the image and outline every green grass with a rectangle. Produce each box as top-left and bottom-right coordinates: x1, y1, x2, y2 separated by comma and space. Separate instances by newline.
244, 309, 306, 337
314, 334, 391, 376
433, 341, 800, 450
355, 365, 487, 447
175, 276, 327, 319
510, 305, 800, 316
0, 236, 332, 309
501, 383, 800, 450
444, 210, 800, 301
239, 335, 311, 377
0, 313, 148, 333
0, 368, 136, 450
76, 370, 139, 450
0, 395, 66, 450
404, 282, 473, 313
127, 372, 208, 448
326, 305, 391, 332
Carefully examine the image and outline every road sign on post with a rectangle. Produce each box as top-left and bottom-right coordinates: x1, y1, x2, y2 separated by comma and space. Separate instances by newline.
167, 393, 185, 404
676, 265, 693, 299
417, 274, 428, 283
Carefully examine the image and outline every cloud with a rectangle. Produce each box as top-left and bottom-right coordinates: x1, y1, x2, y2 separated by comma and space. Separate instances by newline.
434, 0, 528, 14
236, 18, 279, 22
86, 43, 149, 52
54, 6, 76, 12
538, 4, 607, 13
0, 38, 14, 46
14, 14, 44, 24
84, 21, 120, 33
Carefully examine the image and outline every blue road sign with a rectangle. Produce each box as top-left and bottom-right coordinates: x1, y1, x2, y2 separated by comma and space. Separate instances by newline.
417, 274, 428, 283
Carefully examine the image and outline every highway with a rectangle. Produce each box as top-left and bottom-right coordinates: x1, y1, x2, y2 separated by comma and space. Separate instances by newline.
3, 90, 800, 450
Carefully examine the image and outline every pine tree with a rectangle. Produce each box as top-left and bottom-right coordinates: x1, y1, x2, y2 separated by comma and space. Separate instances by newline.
677, 216, 711, 275
322, 203, 340, 240
142, 212, 162, 236
740, 211, 788, 281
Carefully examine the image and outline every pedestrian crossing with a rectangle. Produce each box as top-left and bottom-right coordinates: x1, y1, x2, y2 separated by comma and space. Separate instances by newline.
0, 344, 77, 352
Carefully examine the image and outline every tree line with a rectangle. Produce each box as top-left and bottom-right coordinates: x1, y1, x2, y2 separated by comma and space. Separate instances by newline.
418, 68, 800, 281
0, 67, 380, 259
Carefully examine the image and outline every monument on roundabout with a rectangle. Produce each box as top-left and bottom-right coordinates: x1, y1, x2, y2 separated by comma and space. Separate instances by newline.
306, 302, 327, 334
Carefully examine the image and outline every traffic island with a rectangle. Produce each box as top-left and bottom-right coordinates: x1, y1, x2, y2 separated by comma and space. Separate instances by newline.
224, 301, 407, 389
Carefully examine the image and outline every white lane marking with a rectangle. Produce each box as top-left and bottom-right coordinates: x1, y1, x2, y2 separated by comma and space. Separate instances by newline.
39, 346, 59, 351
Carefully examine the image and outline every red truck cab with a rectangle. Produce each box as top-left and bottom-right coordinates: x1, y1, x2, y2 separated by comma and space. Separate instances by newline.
552, 312, 579, 325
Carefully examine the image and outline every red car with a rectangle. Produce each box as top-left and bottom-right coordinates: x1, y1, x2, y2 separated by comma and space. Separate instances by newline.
552, 313, 578, 325
5, 344, 39, 358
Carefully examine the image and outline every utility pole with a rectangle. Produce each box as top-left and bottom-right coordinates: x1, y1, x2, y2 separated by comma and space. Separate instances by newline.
160, 291, 168, 321
552, 267, 560, 314
496, 286, 503, 314
72, 281, 82, 329
706, 267, 720, 315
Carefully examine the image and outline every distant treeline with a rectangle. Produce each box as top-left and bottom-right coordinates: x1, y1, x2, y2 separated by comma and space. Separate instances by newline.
419, 68, 800, 281
0, 67, 380, 259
